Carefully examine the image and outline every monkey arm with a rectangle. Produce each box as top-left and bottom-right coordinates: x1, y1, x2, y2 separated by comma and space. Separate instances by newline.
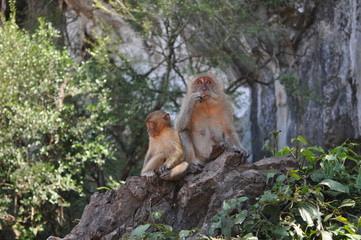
162, 136, 184, 169
142, 150, 152, 170
225, 127, 242, 148
141, 152, 166, 175
175, 93, 202, 131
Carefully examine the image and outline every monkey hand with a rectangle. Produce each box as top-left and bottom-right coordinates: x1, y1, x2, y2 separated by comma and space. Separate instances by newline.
190, 92, 204, 104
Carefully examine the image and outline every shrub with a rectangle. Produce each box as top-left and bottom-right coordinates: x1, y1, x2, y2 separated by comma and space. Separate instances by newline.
0, 19, 114, 239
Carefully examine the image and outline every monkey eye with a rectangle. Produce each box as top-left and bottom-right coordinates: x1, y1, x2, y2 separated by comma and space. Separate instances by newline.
196, 80, 203, 84
206, 80, 212, 84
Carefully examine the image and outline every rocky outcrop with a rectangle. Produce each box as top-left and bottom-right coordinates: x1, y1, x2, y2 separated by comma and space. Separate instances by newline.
49, 151, 297, 239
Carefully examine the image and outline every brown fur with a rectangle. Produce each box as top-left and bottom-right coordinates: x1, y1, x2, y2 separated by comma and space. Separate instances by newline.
141, 110, 188, 181
175, 72, 249, 172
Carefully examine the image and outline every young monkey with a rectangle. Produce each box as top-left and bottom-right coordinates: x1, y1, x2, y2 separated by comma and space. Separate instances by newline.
141, 110, 189, 181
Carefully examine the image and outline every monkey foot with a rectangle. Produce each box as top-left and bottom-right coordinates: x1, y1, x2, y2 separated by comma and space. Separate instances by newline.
233, 147, 250, 162
159, 170, 172, 180
188, 163, 204, 174
142, 171, 158, 182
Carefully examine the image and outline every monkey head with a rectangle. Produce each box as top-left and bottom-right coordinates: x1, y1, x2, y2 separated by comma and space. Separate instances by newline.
188, 72, 224, 102
145, 110, 171, 137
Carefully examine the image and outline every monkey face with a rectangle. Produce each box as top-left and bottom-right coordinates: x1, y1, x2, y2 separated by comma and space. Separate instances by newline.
193, 77, 216, 100
145, 111, 171, 137
146, 120, 159, 137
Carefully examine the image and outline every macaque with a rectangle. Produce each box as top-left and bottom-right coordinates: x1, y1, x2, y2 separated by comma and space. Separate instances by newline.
141, 110, 189, 181
175, 72, 249, 173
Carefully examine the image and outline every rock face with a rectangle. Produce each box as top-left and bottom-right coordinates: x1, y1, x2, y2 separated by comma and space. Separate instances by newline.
51, 152, 297, 239
249, 1, 361, 158
59, 0, 361, 161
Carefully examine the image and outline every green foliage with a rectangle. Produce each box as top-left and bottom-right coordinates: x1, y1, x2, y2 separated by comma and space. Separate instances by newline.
209, 139, 361, 239
209, 197, 249, 239
263, 130, 282, 156
0, 12, 171, 237
128, 211, 199, 240
0, 19, 121, 239
105, 0, 265, 75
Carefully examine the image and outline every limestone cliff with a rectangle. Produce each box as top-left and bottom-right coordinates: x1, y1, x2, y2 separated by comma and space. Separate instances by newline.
59, 0, 361, 160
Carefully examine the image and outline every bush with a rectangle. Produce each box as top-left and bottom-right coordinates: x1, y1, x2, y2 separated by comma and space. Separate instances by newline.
210, 138, 361, 239
0, 19, 114, 239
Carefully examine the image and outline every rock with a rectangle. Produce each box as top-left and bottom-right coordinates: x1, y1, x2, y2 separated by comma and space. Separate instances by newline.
59, 0, 361, 159
50, 151, 297, 240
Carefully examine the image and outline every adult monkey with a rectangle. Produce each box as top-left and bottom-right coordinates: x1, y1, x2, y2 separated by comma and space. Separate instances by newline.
175, 72, 249, 172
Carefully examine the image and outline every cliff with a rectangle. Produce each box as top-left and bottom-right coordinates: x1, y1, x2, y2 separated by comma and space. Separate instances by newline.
59, 0, 361, 160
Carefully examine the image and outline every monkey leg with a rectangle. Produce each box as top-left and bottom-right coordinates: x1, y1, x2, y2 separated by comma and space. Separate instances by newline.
179, 130, 204, 164
160, 162, 189, 181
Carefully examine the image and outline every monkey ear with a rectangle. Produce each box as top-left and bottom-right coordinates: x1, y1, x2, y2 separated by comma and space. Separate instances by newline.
163, 113, 170, 121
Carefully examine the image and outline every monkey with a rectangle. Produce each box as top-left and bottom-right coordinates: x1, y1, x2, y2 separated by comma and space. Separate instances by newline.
141, 110, 189, 181
175, 72, 249, 173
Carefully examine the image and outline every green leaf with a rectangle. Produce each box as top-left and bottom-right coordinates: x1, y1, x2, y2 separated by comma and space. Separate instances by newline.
288, 170, 301, 180
238, 196, 249, 203
291, 135, 308, 145
333, 216, 350, 225
342, 234, 361, 240
221, 217, 233, 238
355, 169, 361, 190
319, 179, 349, 193
223, 199, 233, 211
323, 213, 333, 222
96, 186, 111, 192
179, 230, 190, 239
152, 210, 165, 220
298, 203, 318, 226
276, 174, 287, 183
339, 199, 355, 208
129, 224, 150, 237
241, 233, 258, 240
300, 186, 310, 195
275, 146, 292, 157
320, 230, 333, 240
308, 146, 325, 153
266, 172, 276, 184
344, 224, 357, 234
274, 226, 290, 237
324, 155, 338, 161
260, 191, 278, 203
291, 223, 304, 238
234, 210, 248, 224
301, 148, 316, 161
